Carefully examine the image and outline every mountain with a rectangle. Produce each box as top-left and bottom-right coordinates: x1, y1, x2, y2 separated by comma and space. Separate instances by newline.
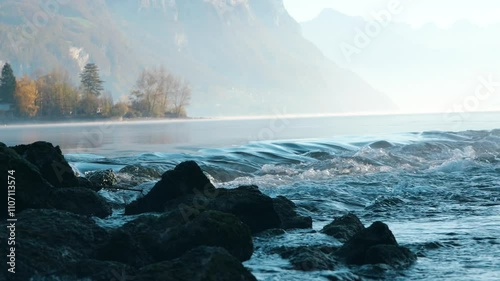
301, 9, 500, 112
0, 0, 395, 116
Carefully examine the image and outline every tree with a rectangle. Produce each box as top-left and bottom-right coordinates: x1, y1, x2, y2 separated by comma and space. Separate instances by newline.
36, 68, 79, 117
0, 63, 16, 103
130, 66, 191, 117
80, 63, 104, 97
15, 76, 39, 117
111, 102, 129, 117
168, 78, 191, 117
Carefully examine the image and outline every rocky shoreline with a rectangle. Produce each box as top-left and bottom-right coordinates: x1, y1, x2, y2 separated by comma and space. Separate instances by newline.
1, 141, 417, 281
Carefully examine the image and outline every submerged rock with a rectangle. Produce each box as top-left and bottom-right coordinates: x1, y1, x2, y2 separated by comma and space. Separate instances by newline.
337, 221, 416, 267
272, 245, 339, 271
12, 141, 78, 188
321, 213, 365, 242
132, 246, 257, 281
97, 210, 253, 267
119, 164, 162, 179
86, 168, 118, 188
272, 196, 313, 230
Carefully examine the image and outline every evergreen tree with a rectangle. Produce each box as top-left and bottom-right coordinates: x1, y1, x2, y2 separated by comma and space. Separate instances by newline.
79, 63, 104, 97
0, 63, 16, 103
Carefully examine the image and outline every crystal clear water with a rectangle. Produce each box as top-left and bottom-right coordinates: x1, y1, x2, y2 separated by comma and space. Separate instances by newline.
1, 113, 500, 280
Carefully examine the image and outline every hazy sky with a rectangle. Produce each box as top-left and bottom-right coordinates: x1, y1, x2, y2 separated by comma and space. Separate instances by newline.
283, 0, 500, 28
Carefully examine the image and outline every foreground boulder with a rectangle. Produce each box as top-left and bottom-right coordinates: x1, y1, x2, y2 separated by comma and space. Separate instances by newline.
272, 196, 312, 229
12, 141, 78, 188
1, 145, 53, 218
1, 144, 111, 219
0, 209, 109, 281
48, 187, 112, 218
132, 247, 257, 281
206, 186, 282, 233
125, 161, 288, 233
125, 161, 215, 214
336, 221, 416, 267
97, 210, 253, 267
321, 213, 365, 242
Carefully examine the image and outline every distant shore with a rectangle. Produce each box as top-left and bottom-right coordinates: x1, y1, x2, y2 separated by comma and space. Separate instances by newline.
0, 116, 209, 126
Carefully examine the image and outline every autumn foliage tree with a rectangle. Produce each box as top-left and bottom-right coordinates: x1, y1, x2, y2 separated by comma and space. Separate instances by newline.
15, 76, 39, 117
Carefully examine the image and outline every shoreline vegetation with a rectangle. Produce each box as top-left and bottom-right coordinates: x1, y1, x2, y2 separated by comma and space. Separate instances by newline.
0, 63, 192, 122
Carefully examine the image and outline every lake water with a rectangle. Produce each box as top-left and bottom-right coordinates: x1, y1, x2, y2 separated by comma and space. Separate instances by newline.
1, 112, 500, 280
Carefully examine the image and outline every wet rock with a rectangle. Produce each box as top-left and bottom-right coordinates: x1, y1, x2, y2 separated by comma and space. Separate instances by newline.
97, 210, 253, 267
77, 176, 100, 192
125, 162, 283, 234
1, 145, 112, 219
12, 141, 78, 188
0, 209, 109, 281
86, 169, 118, 188
272, 245, 339, 271
125, 161, 215, 214
132, 246, 257, 281
337, 221, 416, 267
272, 196, 313, 229
207, 185, 282, 234
1, 145, 54, 218
48, 187, 112, 218
35, 260, 136, 281
321, 213, 365, 242
119, 164, 162, 179
364, 244, 417, 267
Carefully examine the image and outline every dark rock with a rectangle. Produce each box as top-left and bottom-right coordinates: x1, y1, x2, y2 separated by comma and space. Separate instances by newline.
1, 145, 111, 219
119, 164, 162, 179
77, 176, 100, 192
132, 246, 257, 281
0, 141, 6, 148
125, 162, 283, 234
272, 245, 339, 271
12, 141, 78, 188
125, 161, 215, 214
0, 209, 109, 281
86, 169, 118, 188
364, 245, 417, 267
207, 185, 282, 234
337, 221, 416, 267
97, 210, 253, 267
48, 187, 112, 218
272, 196, 312, 229
321, 213, 365, 242
1, 145, 54, 218
35, 260, 136, 281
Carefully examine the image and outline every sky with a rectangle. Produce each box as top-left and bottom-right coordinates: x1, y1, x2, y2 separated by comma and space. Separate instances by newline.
283, 0, 500, 28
